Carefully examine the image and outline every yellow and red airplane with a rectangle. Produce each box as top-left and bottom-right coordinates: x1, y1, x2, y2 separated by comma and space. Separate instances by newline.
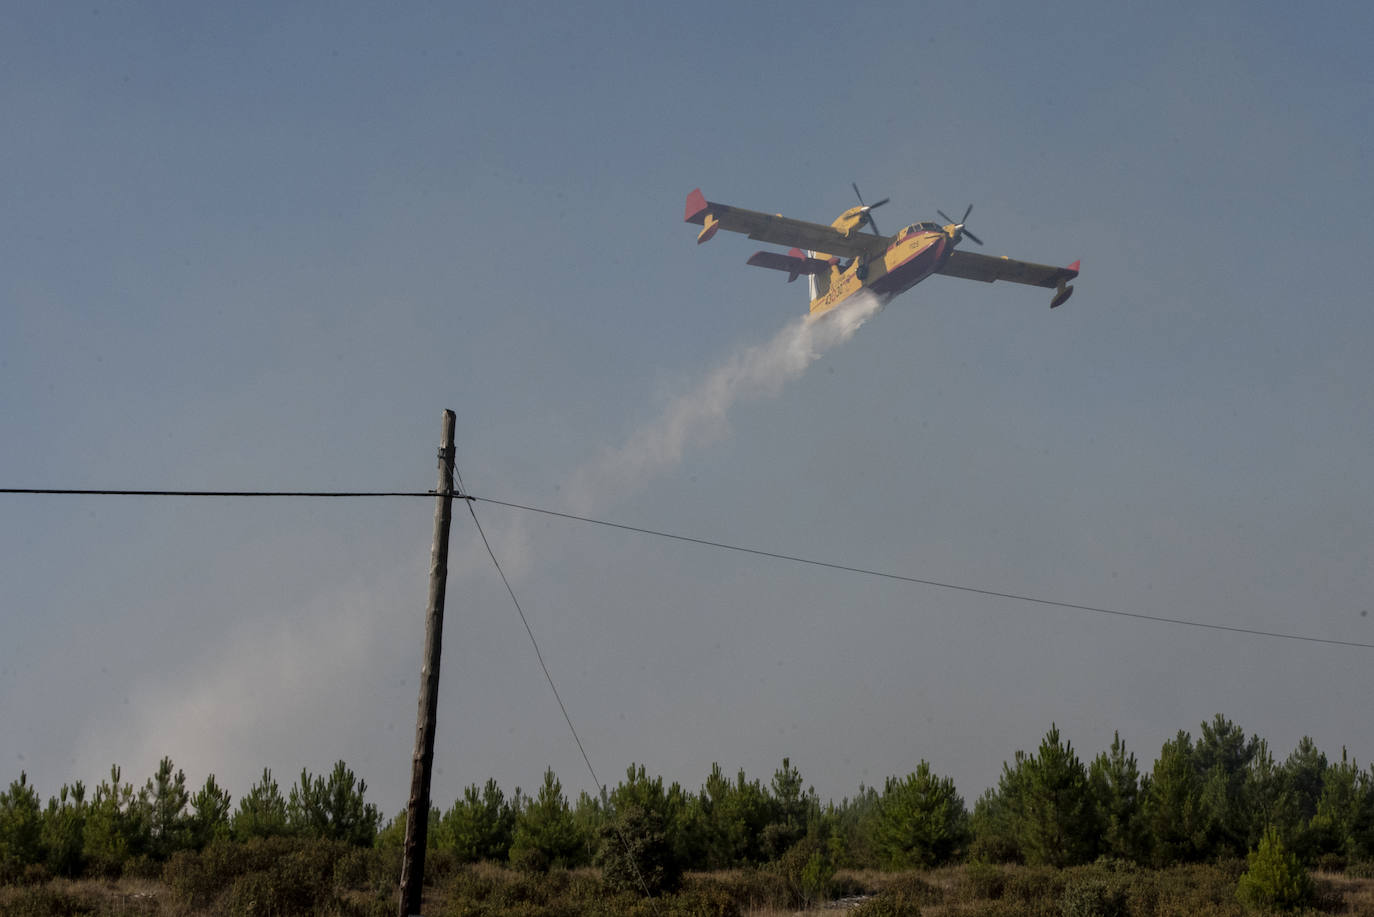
684, 185, 1079, 318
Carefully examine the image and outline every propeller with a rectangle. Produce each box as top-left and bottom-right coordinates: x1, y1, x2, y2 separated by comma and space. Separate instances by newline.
851, 182, 890, 236
937, 204, 982, 246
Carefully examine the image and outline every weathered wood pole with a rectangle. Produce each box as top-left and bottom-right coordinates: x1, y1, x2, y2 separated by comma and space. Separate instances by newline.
398, 409, 456, 917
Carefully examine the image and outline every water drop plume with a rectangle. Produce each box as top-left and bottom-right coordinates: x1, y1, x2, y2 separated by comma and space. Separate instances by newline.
570, 292, 884, 512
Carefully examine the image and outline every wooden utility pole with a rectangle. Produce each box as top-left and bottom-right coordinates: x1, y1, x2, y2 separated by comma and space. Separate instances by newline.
398, 409, 456, 917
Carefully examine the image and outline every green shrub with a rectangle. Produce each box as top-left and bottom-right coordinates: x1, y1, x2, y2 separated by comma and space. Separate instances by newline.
851, 874, 942, 917
164, 835, 349, 909
963, 902, 1060, 917
333, 843, 401, 902
1120, 872, 1160, 917
1236, 828, 1313, 913
20, 864, 50, 887
1004, 865, 1066, 904
658, 881, 742, 917
209, 841, 345, 917
1314, 851, 1346, 874
1062, 877, 1127, 917
960, 861, 1007, 900
1136, 864, 1244, 917
164, 839, 255, 908
120, 853, 162, 880
596, 803, 680, 896
444, 862, 602, 917
852, 894, 920, 917
335, 893, 394, 917
822, 870, 870, 899
1091, 856, 1140, 874
692, 867, 792, 912
0, 886, 89, 917
765, 836, 836, 908
1214, 856, 1248, 882
424, 847, 461, 887
223, 868, 323, 917
333, 845, 374, 889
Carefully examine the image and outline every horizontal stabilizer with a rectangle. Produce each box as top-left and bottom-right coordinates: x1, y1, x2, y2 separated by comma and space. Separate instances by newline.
746, 248, 831, 283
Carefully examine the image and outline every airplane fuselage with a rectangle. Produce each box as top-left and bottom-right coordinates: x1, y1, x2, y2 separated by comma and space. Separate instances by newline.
809, 225, 953, 318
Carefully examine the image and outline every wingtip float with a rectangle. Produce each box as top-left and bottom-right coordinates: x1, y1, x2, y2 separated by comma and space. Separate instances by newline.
685, 186, 1079, 317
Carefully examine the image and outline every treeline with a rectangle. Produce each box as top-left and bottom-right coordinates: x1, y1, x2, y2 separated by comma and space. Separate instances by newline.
0, 759, 378, 883
3, 714, 1374, 892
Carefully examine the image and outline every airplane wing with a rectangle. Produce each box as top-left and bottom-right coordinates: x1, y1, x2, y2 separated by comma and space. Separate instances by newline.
745, 248, 832, 282
936, 250, 1080, 289
685, 188, 890, 259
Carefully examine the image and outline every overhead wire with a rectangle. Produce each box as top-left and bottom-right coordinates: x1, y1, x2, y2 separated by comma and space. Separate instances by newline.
0, 487, 450, 498
2, 485, 1370, 650
472, 497, 1374, 651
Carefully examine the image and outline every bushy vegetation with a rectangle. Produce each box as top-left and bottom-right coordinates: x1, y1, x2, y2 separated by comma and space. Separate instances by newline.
0, 855, 1368, 916
1236, 826, 1314, 912
5, 714, 1374, 916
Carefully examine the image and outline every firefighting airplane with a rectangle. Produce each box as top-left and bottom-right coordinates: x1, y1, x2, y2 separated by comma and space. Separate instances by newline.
684, 185, 1079, 318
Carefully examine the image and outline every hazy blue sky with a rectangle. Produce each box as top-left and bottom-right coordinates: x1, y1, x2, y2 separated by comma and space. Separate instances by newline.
4, 1, 1373, 817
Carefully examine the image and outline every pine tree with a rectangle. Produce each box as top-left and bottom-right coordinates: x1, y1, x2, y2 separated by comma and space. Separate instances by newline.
436, 778, 515, 862
1279, 736, 1328, 860
573, 789, 609, 865
762, 757, 814, 860
693, 763, 773, 867
1244, 740, 1293, 850
0, 772, 44, 878
1284, 736, 1328, 823
1145, 731, 1205, 865
1309, 749, 1374, 861
1236, 825, 1313, 912
232, 768, 288, 839
286, 760, 379, 846
1017, 724, 1098, 867
187, 774, 231, 850
145, 756, 190, 858
1089, 731, 1146, 862
597, 765, 683, 896
969, 751, 1029, 863
83, 765, 151, 876
41, 781, 86, 877
873, 760, 969, 867
509, 768, 584, 871
1196, 714, 1259, 858
829, 784, 880, 869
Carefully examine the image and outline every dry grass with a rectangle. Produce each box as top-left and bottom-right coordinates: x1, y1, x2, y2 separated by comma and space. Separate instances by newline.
1315, 870, 1374, 916
5, 862, 1374, 916
0, 875, 180, 915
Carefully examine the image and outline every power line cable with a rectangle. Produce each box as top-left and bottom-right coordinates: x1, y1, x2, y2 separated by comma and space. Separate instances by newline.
0, 487, 454, 498
473, 496, 1374, 651
3, 485, 1369, 650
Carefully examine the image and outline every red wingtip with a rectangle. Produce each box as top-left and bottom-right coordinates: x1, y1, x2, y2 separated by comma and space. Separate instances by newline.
1067, 260, 1081, 274
684, 188, 709, 223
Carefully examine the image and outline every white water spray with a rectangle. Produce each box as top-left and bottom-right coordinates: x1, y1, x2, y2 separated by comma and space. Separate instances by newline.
569, 292, 885, 512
